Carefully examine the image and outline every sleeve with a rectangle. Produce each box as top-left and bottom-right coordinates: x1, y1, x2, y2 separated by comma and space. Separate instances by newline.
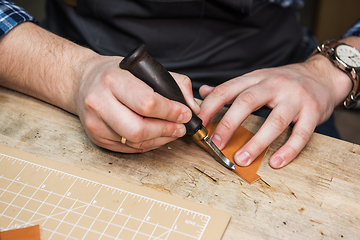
0, 0, 38, 39
343, 18, 360, 38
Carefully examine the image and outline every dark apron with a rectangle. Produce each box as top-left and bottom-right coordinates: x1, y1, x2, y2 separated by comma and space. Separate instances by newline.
44, 0, 340, 139
45, 0, 303, 93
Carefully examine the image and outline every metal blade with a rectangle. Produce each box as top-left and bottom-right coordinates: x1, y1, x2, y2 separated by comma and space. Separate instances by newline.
201, 136, 236, 170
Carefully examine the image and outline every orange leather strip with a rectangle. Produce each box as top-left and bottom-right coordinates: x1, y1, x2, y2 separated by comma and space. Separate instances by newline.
0, 225, 40, 240
202, 122, 268, 184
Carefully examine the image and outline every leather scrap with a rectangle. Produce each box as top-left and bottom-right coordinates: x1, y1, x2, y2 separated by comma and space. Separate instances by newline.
0, 225, 40, 240
202, 122, 268, 184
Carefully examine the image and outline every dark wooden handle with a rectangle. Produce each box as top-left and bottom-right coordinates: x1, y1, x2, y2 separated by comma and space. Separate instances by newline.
120, 44, 203, 136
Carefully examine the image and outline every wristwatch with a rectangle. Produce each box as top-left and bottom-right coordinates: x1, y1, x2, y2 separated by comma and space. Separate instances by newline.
312, 40, 360, 108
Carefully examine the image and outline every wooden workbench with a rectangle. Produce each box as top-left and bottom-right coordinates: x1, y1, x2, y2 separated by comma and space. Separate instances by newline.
0, 86, 359, 239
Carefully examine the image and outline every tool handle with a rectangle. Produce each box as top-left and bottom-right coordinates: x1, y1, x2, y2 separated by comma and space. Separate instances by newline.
120, 44, 203, 136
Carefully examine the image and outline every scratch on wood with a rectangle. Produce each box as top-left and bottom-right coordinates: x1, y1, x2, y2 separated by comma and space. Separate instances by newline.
183, 168, 196, 182
241, 191, 252, 200
199, 160, 226, 175
310, 219, 323, 225
328, 161, 339, 167
260, 178, 271, 187
194, 167, 218, 183
290, 191, 297, 198
258, 189, 266, 195
182, 169, 197, 198
315, 175, 333, 190
141, 183, 172, 195
315, 175, 333, 183
139, 173, 151, 183
349, 219, 359, 225
306, 192, 316, 199
256, 186, 276, 202
181, 167, 198, 198
281, 180, 297, 198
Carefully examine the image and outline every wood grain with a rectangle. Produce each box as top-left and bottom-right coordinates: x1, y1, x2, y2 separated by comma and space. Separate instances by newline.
1, 86, 359, 239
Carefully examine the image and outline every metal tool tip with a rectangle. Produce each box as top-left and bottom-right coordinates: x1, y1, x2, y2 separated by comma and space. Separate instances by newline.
202, 136, 236, 170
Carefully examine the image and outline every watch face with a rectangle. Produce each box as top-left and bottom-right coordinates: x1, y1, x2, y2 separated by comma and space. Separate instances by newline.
335, 44, 360, 68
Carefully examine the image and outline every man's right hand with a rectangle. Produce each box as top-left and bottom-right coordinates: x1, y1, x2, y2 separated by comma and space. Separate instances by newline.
0, 22, 200, 153
76, 56, 200, 152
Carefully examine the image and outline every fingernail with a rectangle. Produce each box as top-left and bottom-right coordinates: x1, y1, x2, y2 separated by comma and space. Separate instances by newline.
235, 151, 251, 166
172, 125, 186, 137
211, 134, 222, 148
177, 113, 185, 122
177, 112, 191, 123
271, 155, 285, 168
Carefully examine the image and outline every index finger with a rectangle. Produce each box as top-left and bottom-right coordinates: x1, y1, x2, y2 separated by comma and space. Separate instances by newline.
113, 70, 193, 124
198, 73, 262, 126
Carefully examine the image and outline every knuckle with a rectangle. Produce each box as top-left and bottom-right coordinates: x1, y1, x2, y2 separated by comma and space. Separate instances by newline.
251, 138, 265, 151
137, 95, 157, 115
126, 126, 145, 143
292, 128, 311, 143
138, 140, 152, 150
83, 117, 100, 135
84, 94, 101, 112
212, 85, 227, 98
273, 74, 291, 85
219, 119, 232, 131
165, 102, 182, 121
287, 144, 299, 158
100, 71, 116, 86
179, 75, 192, 88
270, 114, 288, 131
310, 101, 323, 114
292, 86, 309, 101
237, 91, 257, 105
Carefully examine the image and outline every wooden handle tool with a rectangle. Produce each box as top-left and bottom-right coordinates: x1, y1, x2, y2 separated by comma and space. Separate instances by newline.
120, 44, 235, 170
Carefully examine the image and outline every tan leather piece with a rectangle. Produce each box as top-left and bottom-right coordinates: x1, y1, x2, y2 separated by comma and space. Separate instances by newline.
202, 122, 268, 184
0, 225, 40, 240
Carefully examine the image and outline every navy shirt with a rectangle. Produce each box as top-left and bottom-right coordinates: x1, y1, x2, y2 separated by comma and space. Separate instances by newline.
0, 0, 306, 39
1, 0, 359, 40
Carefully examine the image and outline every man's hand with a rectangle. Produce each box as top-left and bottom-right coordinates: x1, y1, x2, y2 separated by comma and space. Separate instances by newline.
0, 22, 200, 153
198, 52, 353, 168
77, 56, 199, 152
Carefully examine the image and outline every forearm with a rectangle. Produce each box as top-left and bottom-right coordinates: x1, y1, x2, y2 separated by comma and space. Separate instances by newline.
0, 22, 98, 114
